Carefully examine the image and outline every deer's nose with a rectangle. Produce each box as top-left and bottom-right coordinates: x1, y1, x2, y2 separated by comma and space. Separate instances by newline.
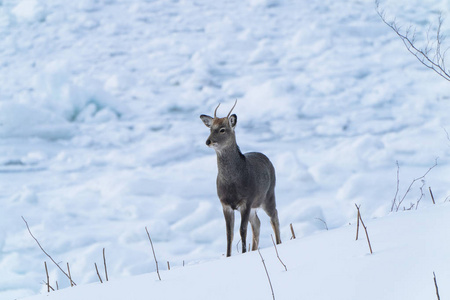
206, 139, 211, 146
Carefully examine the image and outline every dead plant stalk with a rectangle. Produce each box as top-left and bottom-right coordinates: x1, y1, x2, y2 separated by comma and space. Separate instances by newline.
355, 204, 373, 254
255, 239, 275, 300
271, 234, 287, 271
145, 226, 161, 280
22, 216, 76, 286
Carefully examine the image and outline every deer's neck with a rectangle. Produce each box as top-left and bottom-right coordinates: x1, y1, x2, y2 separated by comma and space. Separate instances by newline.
216, 142, 246, 180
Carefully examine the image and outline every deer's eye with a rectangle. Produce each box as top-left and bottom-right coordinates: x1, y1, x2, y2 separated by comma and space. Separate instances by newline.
219, 128, 226, 133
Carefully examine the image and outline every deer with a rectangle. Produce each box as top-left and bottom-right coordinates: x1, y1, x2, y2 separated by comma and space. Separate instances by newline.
200, 101, 281, 257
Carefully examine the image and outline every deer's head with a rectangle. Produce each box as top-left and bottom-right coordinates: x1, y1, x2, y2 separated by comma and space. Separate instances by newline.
200, 101, 237, 151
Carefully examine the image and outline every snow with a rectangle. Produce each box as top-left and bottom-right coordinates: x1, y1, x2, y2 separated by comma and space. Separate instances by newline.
0, 0, 450, 298
24, 204, 450, 300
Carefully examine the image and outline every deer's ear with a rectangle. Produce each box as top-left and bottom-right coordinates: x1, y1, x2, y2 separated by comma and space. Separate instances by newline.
200, 115, 213, 128
229, 114, 237, 129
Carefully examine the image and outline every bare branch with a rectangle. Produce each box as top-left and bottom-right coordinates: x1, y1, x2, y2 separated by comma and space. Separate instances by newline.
255, 239, 275, 300
376, 3, 450, 81
44, 261, 50, 293
145, 226, 161, 281
315, 218, 328, 230
41, 280, 54, 292
434, 272, 441, 300
67, 263, 74, 287
95, 263, 103, 283
355, 204, 373, 254
429, 187, 436, 204
355, 205, 361, 241
22, 217, 76, 286
94, 263, 103, 283
443, 127, 450, 144
271, 234, 287, 271
289, 223, 296, 240
391, 161, 400, 212
415, 180, 426, 210
103, 248, 109, 282
396, 158, 438, 212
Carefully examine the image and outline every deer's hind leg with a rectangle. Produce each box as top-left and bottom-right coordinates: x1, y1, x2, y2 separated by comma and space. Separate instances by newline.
249, 209, 261, 251
263, 193, 281, 244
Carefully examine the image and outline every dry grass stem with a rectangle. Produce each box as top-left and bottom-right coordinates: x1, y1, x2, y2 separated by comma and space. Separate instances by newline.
391, 159, 438, 212
434, 272, 441, 300
315, 218, 328, 230
355, 204, 373, 254
103, 248, 109, 281
271, 234, 287, 271
429, 187, 436, 204
355, 205, 360, 241
67, 262, 74, 287
391, 161, 400, 211
145, 226, 161, 280
255, 239, 275, 300
95, 263, 103, 283
22, 216, 76, 286
289, 223, 296, 240
44, 261, 50, 293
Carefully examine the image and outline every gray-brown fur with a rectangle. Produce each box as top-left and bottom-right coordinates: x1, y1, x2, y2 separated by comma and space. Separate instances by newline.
200, 103, 281, 257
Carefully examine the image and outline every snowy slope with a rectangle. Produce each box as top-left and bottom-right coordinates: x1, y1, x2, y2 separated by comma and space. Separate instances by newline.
25, 204, 450, 300
1, 0, 450, 298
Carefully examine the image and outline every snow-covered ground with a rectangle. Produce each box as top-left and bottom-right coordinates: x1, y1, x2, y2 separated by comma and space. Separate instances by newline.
1, 0, 450, 298
24, 204, 450, 300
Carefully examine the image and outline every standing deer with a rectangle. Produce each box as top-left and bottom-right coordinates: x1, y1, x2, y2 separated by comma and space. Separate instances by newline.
200, 101, 281, 257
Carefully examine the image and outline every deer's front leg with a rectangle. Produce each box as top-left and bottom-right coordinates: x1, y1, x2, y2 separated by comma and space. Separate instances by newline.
239, 203, 251, 254
222, 204, 235, 257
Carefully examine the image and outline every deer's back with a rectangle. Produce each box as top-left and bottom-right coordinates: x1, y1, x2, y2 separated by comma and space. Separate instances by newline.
244, 151, 276, 193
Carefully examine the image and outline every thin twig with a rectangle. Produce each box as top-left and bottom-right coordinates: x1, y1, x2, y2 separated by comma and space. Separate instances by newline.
405, 203, 415, 210
289, 223, 296, 240
22, 217, 76, 286
44, 261, 50, 293
315, 218, 328, 230
443, 127, 450, 144
103, 248, 109, 281
67, 262, 73, 287
376, 1, 450, 81
355, 204, 373, 254
56, 281, 59, 290
429, 187, 436, 204
355, 205, 360, 241
95, 263, 103, 283
145, 226, 161, 280
434, 272, 441, 300
271, 235, 287, 271
41, 280, 54, 292
255, 240, 275, 300
391, 161, 400, 212
415, 180, 426, 210
396, 159, 438, 211
167, 261, 170, 270
360, 215, 373, 254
